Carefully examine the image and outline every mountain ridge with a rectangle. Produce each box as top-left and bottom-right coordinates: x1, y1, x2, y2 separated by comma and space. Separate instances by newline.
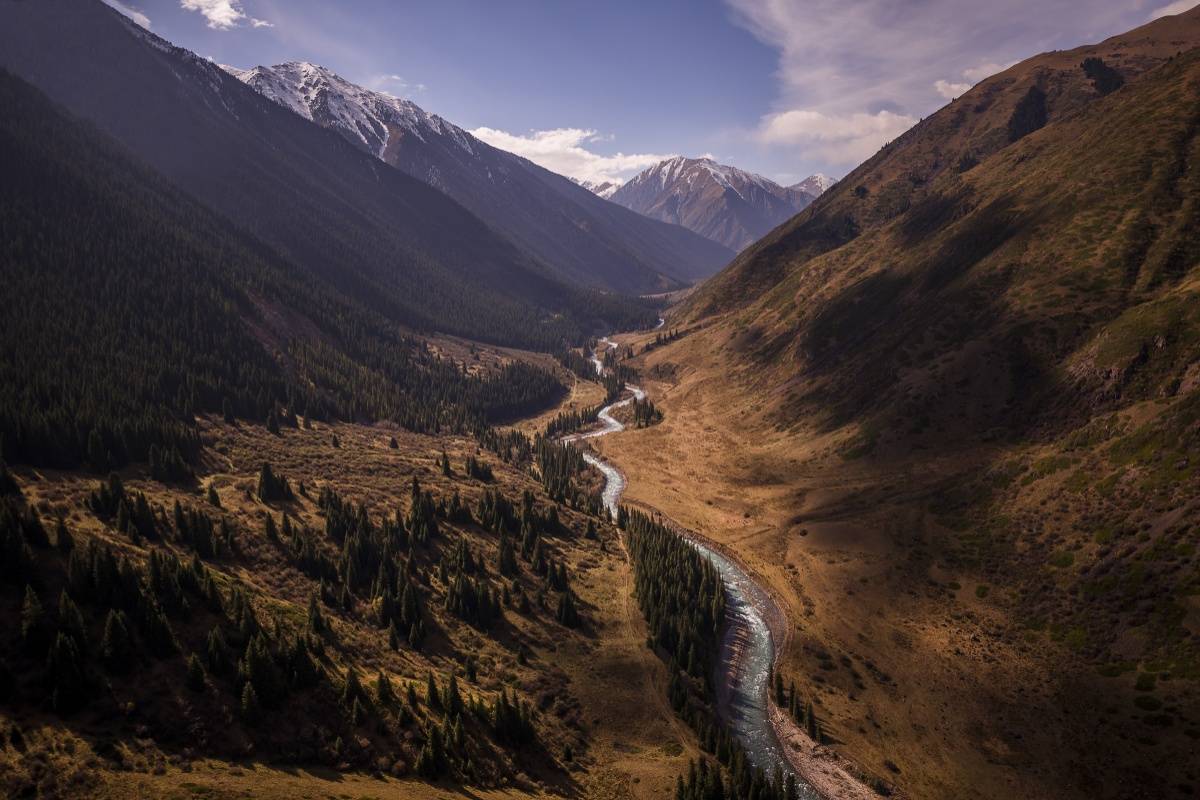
224, 60, 733, 292
607, 156, 818, 251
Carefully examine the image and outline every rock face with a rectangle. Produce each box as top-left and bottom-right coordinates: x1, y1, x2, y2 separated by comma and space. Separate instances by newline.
608, 157, 818, 251
225, 62, 733, 292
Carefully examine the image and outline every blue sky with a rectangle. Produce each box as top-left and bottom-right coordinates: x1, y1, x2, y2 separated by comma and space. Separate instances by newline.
104, 0, 1194, 186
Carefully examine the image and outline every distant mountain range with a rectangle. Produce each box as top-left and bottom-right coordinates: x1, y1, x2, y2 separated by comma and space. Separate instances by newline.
592, 157, 830, 251
224, 62, 732, 293
572, 178, 623, 200
789, 173, 836, 197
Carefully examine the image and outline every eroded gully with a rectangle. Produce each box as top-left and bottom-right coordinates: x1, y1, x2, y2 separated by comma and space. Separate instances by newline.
565, 335, 818, 798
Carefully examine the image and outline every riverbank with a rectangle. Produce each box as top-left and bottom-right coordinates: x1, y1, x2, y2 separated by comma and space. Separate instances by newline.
572, 337, 880, 800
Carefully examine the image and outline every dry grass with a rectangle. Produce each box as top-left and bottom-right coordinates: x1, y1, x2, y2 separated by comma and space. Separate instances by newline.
2, 406, 695, 800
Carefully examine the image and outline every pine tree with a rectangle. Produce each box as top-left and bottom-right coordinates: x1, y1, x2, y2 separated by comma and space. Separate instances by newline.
21, 585, 45, 653
376, 671, 394, 706
46, 631, 87, 712
341, 668, 365, 708
57, 591, 87, 652
207, 485, 221, 508
444, 674, 463, 717
241, 682, 261, 723
307, 592, 326, 634
206, 626, 229, 675
186, 652, 206, 692
100, 609, 133, 672
426, 670, 442, 712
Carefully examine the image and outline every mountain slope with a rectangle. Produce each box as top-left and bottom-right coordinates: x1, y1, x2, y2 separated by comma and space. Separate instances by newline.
0, 66, 569, 471
608, 157, 814, 251
225, 62, 732, 292
0, 0, 653, 349
616, 10, 1200, 800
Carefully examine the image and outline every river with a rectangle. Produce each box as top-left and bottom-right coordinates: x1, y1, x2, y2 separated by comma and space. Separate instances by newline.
567, 336, 818, 797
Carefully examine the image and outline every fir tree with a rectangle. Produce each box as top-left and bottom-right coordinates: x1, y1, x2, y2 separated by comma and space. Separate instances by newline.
186, 652, 207, 692
21, 585, 45, 653
46, 632, 87, 712
241, 682, 261, 723
426, 670, 442, 712
100, 609, 133, 672
375, 671, 394, 706
444, 673, 463, 717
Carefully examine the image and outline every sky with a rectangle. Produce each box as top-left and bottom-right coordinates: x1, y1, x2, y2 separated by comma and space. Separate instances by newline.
104, 0, 1195, 186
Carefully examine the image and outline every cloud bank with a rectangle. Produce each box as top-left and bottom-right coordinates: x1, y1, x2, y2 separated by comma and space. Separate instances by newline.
726, 0, 1145, 168
469, 127, 672, 184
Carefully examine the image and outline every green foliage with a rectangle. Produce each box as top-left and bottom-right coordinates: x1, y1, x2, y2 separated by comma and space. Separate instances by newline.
1082, 58, 1124, 96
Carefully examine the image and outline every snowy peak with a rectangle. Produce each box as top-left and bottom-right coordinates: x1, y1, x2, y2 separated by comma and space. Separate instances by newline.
224, 60, 729, 291
572, 178, 623, 200
790, 173, 836, 197
221, 61, 474, 158
609, 157, 814, 251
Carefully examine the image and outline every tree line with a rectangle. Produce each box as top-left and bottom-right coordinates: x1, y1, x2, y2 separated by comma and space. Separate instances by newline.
622, 507, 802, 800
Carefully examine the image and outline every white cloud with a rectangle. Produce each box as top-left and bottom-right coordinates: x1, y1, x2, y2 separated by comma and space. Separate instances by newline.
469, 127, 673, 184
934, 79, 971, 99
1149, 0, 1195, 19
370, 74, 425, 96
179, 0, 270, 30
755, 109, 916, 165
962, 61, 1014, 83
726, 0, 1144, 171
102, 0, 151, 29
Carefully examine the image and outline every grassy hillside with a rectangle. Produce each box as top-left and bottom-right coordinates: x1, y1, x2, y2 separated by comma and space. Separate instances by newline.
601, 10, 1200, 800
0, 410, 698, 799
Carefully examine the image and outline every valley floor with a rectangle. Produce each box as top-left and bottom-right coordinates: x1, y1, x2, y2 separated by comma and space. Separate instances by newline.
597, 320, 1200, 800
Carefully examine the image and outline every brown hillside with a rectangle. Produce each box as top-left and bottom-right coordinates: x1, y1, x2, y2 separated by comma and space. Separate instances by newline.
600, 10, 1200, 800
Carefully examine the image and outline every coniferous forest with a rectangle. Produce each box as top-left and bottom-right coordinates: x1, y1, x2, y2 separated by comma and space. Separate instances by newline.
0, 71, 575, 471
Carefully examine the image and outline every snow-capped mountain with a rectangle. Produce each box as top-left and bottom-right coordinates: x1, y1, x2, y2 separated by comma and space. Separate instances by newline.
608, 157, 815, 251
225, 62, 731, 290
791, 173, 836, 197
223, 62, 477, 161
573, 178, 623, 200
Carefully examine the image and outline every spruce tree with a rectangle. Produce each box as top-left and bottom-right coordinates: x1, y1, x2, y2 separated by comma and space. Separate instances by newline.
375, 671, 394, 706
21, 585, 45, 653
241, 682, 261, 723
307, 592, 326, 634
426, 670, 442, 712
46, 631, 87, 712
444, 673, 463, 717
100, 609, 133, 672
186, 653, 206, 692
57, 591, 87, 652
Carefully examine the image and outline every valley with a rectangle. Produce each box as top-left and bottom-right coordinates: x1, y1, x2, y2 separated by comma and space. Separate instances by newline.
2, 1, 1199, 799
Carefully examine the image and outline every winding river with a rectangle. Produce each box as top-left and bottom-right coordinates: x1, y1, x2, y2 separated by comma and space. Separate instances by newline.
569, 334, 817, 797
